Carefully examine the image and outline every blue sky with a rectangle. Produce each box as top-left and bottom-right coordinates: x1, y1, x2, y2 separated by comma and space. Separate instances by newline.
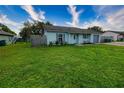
0, 5, 124, 34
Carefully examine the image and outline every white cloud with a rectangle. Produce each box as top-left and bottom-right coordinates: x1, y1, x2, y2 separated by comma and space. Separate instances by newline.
0, 14, 23, 34
0, 5, 45, 34
27, 18, 34, 23
66, 5, 83, 27
82, 6, 124, 31
53, 22, 57, 26
21, 5, 45, 22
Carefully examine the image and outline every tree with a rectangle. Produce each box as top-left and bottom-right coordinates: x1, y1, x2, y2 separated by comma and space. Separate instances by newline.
0, 23, 16, 35
88, 26, 103, 32
19, 20, 53, 42
19, 21, 32, 41
32, 21, 44, 35
45, 21, 53, 26
19, 21, 45, 41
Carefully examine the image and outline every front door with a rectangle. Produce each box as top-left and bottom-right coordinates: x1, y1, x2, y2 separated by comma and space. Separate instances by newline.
57, 33, 65, 44
73, 34, 78, 44
93, 35, 99, 43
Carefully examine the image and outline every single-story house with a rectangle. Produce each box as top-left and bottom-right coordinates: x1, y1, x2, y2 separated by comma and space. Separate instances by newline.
101, 31, 124, 42
0, 30, 15, 45
42, 25, 103, 45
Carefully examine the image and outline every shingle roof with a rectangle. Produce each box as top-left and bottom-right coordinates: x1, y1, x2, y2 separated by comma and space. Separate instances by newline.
106, 30, 124, 35
0, 30, 14, 36
44, 25, 103, 34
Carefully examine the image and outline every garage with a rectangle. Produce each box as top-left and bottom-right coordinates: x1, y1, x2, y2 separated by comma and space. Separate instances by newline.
93, 35, 99, 43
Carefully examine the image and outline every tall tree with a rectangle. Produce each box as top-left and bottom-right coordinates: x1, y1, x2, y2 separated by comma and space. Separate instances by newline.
32, 21, 44, 35
19, 21, 32, 41
45, 21, 53, 26
19, 21, 45, 41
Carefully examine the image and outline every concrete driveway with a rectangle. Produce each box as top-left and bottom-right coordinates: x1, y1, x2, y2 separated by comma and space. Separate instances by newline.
103, 42, 124, 46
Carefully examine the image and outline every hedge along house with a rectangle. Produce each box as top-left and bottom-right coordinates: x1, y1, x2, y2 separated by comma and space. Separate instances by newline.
0, 30, 15, 45
43, 25, 103, 45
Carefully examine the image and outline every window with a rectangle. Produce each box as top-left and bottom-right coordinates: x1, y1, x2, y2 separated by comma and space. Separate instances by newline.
74, 35, 76, 39
56, 33, 65, 44
73, 34, 78, 40
83, 34, 90, 39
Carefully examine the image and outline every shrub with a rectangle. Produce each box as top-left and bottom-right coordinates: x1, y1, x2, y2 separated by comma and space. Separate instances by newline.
117, 38, 124, 42
49, 42, 53, 46
0, 40, 6, 46
55, 41, 59, 45
64, 42, 68, 45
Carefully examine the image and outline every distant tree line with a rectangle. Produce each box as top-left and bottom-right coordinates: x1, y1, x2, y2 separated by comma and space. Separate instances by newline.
0, 23, 17, 35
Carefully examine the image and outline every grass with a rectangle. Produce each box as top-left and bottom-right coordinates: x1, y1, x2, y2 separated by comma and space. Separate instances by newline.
0, 43, 124, 88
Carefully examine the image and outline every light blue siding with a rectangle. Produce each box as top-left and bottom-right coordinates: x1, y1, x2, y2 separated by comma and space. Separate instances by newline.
45, 31, 69, 44
45, 31, 56, 44
45, 31, 101, 45
64, 33, 69, 43
78, 35, 83, 44
68, 34, 78, 44
0, 35, 13, 45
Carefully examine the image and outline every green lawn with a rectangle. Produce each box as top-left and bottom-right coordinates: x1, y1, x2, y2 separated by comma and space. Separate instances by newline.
0, 43, 124, 88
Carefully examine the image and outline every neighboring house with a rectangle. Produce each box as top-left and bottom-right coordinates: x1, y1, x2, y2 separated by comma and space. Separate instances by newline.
0, 30, 15, 45
101, 31, 124, 42
42, 25, 103, 45
116, 32, 124, 41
